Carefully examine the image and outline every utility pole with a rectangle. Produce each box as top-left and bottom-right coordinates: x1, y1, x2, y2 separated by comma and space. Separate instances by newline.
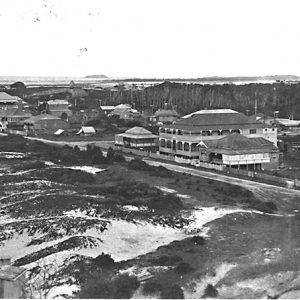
254, 99, 257, 116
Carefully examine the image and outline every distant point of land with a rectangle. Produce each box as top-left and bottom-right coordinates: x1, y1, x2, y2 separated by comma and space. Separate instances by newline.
85, 74, 108, 79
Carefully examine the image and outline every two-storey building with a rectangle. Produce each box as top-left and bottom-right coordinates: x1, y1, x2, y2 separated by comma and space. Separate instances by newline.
159, 109, 277, 160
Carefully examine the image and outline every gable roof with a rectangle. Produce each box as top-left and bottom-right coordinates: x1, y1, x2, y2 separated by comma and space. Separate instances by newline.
76, 126, 96, 135
154, 109, 179, 117
0, 92, 21, 102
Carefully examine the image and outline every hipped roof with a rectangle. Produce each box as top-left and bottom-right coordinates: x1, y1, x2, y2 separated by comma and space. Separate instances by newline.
168, 110, 267, 131
202, 133, 277, 155
117, 126, 158, 139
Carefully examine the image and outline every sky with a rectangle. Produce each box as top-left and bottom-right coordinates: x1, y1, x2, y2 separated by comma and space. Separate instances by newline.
1, 0, 300, 78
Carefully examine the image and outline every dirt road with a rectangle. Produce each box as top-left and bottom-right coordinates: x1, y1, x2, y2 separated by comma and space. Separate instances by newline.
144, 159, 300, 205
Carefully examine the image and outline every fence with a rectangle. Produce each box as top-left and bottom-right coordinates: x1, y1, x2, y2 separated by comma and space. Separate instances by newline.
113, 146, 298, 189
6, 129, 27, 136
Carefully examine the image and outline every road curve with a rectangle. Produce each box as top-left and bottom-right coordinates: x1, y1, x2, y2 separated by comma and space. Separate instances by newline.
144, 159, 300, 202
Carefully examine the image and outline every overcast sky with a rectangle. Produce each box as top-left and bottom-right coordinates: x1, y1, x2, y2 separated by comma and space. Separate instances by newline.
1, 0, 300, 78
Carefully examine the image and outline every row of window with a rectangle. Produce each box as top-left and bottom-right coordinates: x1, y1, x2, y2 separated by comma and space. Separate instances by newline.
159, 128, 276, 135
160, 139, 199, 152
160, 128, 245, 136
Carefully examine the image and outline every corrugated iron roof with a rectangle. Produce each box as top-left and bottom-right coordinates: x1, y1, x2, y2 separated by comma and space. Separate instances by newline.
117, 126, 158, 139
202, 133, 277, 154
182, 109, 238, 119
154, 109, 179, 117
0, 92, 21, 102
48, 99, 69, 105
168, 111, 267, 130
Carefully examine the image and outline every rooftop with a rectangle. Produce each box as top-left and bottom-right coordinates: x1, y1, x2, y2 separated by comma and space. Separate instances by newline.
117, 126, 158, 139
202, 133, 277, 154
154, 109, 179, 117
168, 109, 266, 131
0, 92, 21, 102
275, 118, 300, 127
182, 109, 238, 119
48, 99, 69, 105
77, 126, 96, 134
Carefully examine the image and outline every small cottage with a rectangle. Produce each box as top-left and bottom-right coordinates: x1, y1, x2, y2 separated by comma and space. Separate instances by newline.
76, 126, 96, 136
115, 127, 158, 149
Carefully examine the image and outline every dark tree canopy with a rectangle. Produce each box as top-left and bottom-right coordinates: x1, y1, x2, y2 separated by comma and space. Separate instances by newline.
10, 81, 26, 90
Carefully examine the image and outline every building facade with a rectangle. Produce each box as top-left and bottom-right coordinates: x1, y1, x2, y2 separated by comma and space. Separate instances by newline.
115, 127, 158, 149
0, 92, 32, 125
150, 109, 179, 124
159, 109, 278, 160
24, 113, 69, 134
47, 99, 72, 119
198, 133, 279, 170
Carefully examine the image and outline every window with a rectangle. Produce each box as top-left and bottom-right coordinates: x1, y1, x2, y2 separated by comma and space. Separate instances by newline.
249, 129, 257, 134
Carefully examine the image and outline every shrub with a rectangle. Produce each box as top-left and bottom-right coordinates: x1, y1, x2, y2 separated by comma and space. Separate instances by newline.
160, 284, 184, 299
113, 273, 140, 298
114, 153, 126, 163
148, 193, 183, 210
252, 200, 277, 214
175, 262, 194, 274
155, 255, 182, 266
78, 273, 139, 299
143, 281, 163, 295
191, 236, 205, 245
91, 152, 106, 164
12, 160, 45, 172
94, 253, 115, 269
202, 284, 218, 298
106, 147, 115, 162
47, 168, 95, 184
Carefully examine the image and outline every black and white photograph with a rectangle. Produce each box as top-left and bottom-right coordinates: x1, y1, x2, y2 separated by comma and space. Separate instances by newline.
0, 0, 300, 298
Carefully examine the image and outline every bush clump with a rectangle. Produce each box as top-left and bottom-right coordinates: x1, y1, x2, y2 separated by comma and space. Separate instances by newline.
12, 160, 45, 172
148, 193, 183, 210
47, 168, 95, 184
93, 253, 115, 269
191, 236, 205, 245
155, 255, 182, 266
143, 281, 163, 295
160, 284, 184, 299
78, 273, 139, 299
202, 284, 218, 298
128, 158, 173, 177
175, 261, 194, 274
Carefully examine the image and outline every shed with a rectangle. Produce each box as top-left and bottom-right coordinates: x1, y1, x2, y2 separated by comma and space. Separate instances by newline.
76, 126, 96, 136
54, 129, 65, 136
